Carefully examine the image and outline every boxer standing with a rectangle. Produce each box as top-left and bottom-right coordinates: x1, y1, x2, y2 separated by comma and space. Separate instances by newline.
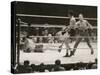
59, 10, 76, 57
72, 13, 94, 56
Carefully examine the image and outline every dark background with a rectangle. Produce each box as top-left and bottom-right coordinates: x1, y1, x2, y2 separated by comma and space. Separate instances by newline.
16, 1, 97, 25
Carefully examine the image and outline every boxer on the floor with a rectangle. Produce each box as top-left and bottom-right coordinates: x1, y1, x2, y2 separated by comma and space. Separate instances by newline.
23, 36, 35, 52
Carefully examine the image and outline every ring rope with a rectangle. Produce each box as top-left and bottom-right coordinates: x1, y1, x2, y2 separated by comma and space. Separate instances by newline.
16, 14, 97, 20
17, 36, 97, 38
43, 48, 97, 50
23, 48, 97, 51
16, 24, 97, 29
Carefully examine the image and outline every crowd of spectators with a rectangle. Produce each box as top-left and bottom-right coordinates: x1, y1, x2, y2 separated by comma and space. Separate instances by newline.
19, 27, 97, 44
13, 58, 97, 73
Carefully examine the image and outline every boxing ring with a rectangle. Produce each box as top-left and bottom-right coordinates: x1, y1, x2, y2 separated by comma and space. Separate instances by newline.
19, 42, 97, 65
16, 14, 97, 65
